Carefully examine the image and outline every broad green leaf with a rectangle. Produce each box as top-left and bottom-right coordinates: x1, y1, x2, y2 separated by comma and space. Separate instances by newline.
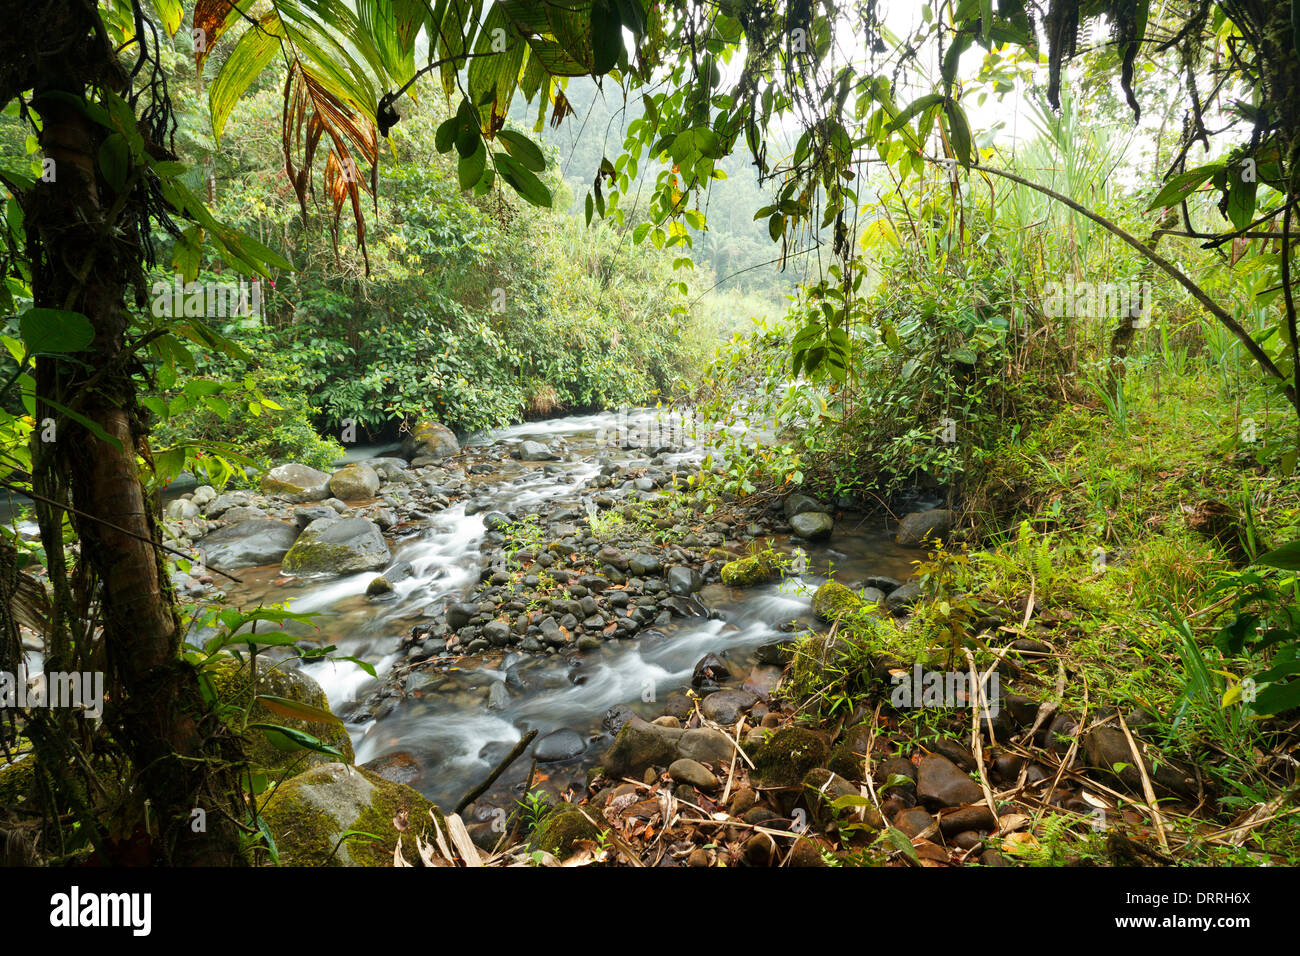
209, 13, 283, 144
1145, 162, 1225, 211
19, 309, 93, 354
496, 130, 545, 171
247, 722, 345, 757
150, 0, 184, 36
97, 134, 130, 194
459, 138, 487, 190
494, 152, 552, 207
590, 0, 623, 74
1255, 540, 1300, 570
257, 694, 344, 726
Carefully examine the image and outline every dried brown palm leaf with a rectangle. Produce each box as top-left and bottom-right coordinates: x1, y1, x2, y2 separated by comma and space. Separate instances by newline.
281, 61, 378, 271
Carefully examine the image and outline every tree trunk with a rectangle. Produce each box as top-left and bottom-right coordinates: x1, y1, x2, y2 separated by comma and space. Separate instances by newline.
22, 0, 247, 866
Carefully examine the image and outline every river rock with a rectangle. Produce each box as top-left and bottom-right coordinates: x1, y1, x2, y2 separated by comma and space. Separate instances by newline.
216, 504, 268, 526
198, 518, 299, 570
487, 681, 510, 711
400, 420, 459, 460
676, 728, 734, 764
666, 565, 703, 595
857, 586, 887, 606
916, 754, 983, 808
790, 512, 834, 539
281, 516, 389, 575
669, 758, 719, 791
755, 640, 793, 666
206, 654, 352, 771
691, 652, 731, 689
862, 575, 902, 593
360, 751, 422, 787
603, 704, 635, 735
784, 493, 827, 518
329, 463, 380, 500
811, 580, 862, 621
535, 728, 586, 762
261, 762, 438, 866
886, 580, 923, 614
895, 508, 956, 547
482, 511, 511, 533
518, 440, 557, 461
206, 491, 252, 517
364, 457, 409, 482
165, 498, 198, 521
365, 575, 394, 598
751, 727, 830, 788
803, 768, 874, 829
1082, 726, 1197, 797
628, 552, 661, 576
701, 688, 757, 725
938, 805, 996, 835
602, 716, 683, 777
482, 620, 512, 646
894, 807, 934, 837
260, 462, 332, 502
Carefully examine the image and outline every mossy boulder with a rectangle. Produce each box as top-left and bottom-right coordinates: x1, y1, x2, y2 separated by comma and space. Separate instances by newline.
531, 806, 605, 856
802, 768, 879, 830
750, 727, 830, 788
788, 631, 854, 693
328, 463, 380, 501
720, 554, 779, 587
400, 420, 459, 461
260, 761, 439, 866
811, 580, 862, 621
206, 655, 353, 771
602, 716, 683, 777
281, 516, 389, 575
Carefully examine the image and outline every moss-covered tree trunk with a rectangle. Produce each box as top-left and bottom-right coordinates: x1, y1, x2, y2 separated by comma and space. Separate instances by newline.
13, 0, 248, 866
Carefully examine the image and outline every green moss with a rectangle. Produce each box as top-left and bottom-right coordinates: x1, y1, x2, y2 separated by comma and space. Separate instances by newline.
721, 554, 779, 587
206, 655, 353, 772
261, 476, 310, 495
531, 806, 604, 855
751, 727, 829, 788
811, 580, 862, 621
281, 539, 358, 575
0, 755, 35, 808
260, 762, 441, 866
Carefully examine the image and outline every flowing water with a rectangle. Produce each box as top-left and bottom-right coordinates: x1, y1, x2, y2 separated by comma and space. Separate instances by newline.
215, 409, 922, 811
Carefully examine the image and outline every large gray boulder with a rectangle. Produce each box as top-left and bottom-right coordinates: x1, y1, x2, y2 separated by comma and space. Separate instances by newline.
784, 493, 826, 518
400, 421, 459, 460
199, 519, 300, 570
260, 463, 332, 503
518, 440, 557, 461
281, 516, 390, 575
790, 511, 834, 539
895, 508, 956, 547
328, 463, 380, 500
260, 762, 439, 867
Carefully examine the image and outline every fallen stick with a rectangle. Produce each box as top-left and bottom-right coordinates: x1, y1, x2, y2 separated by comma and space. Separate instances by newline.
454, 729, 538, 816
1118, 713, 1170, 854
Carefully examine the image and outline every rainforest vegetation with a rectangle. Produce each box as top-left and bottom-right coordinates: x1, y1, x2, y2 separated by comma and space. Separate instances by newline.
0, 0, 1299, 890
